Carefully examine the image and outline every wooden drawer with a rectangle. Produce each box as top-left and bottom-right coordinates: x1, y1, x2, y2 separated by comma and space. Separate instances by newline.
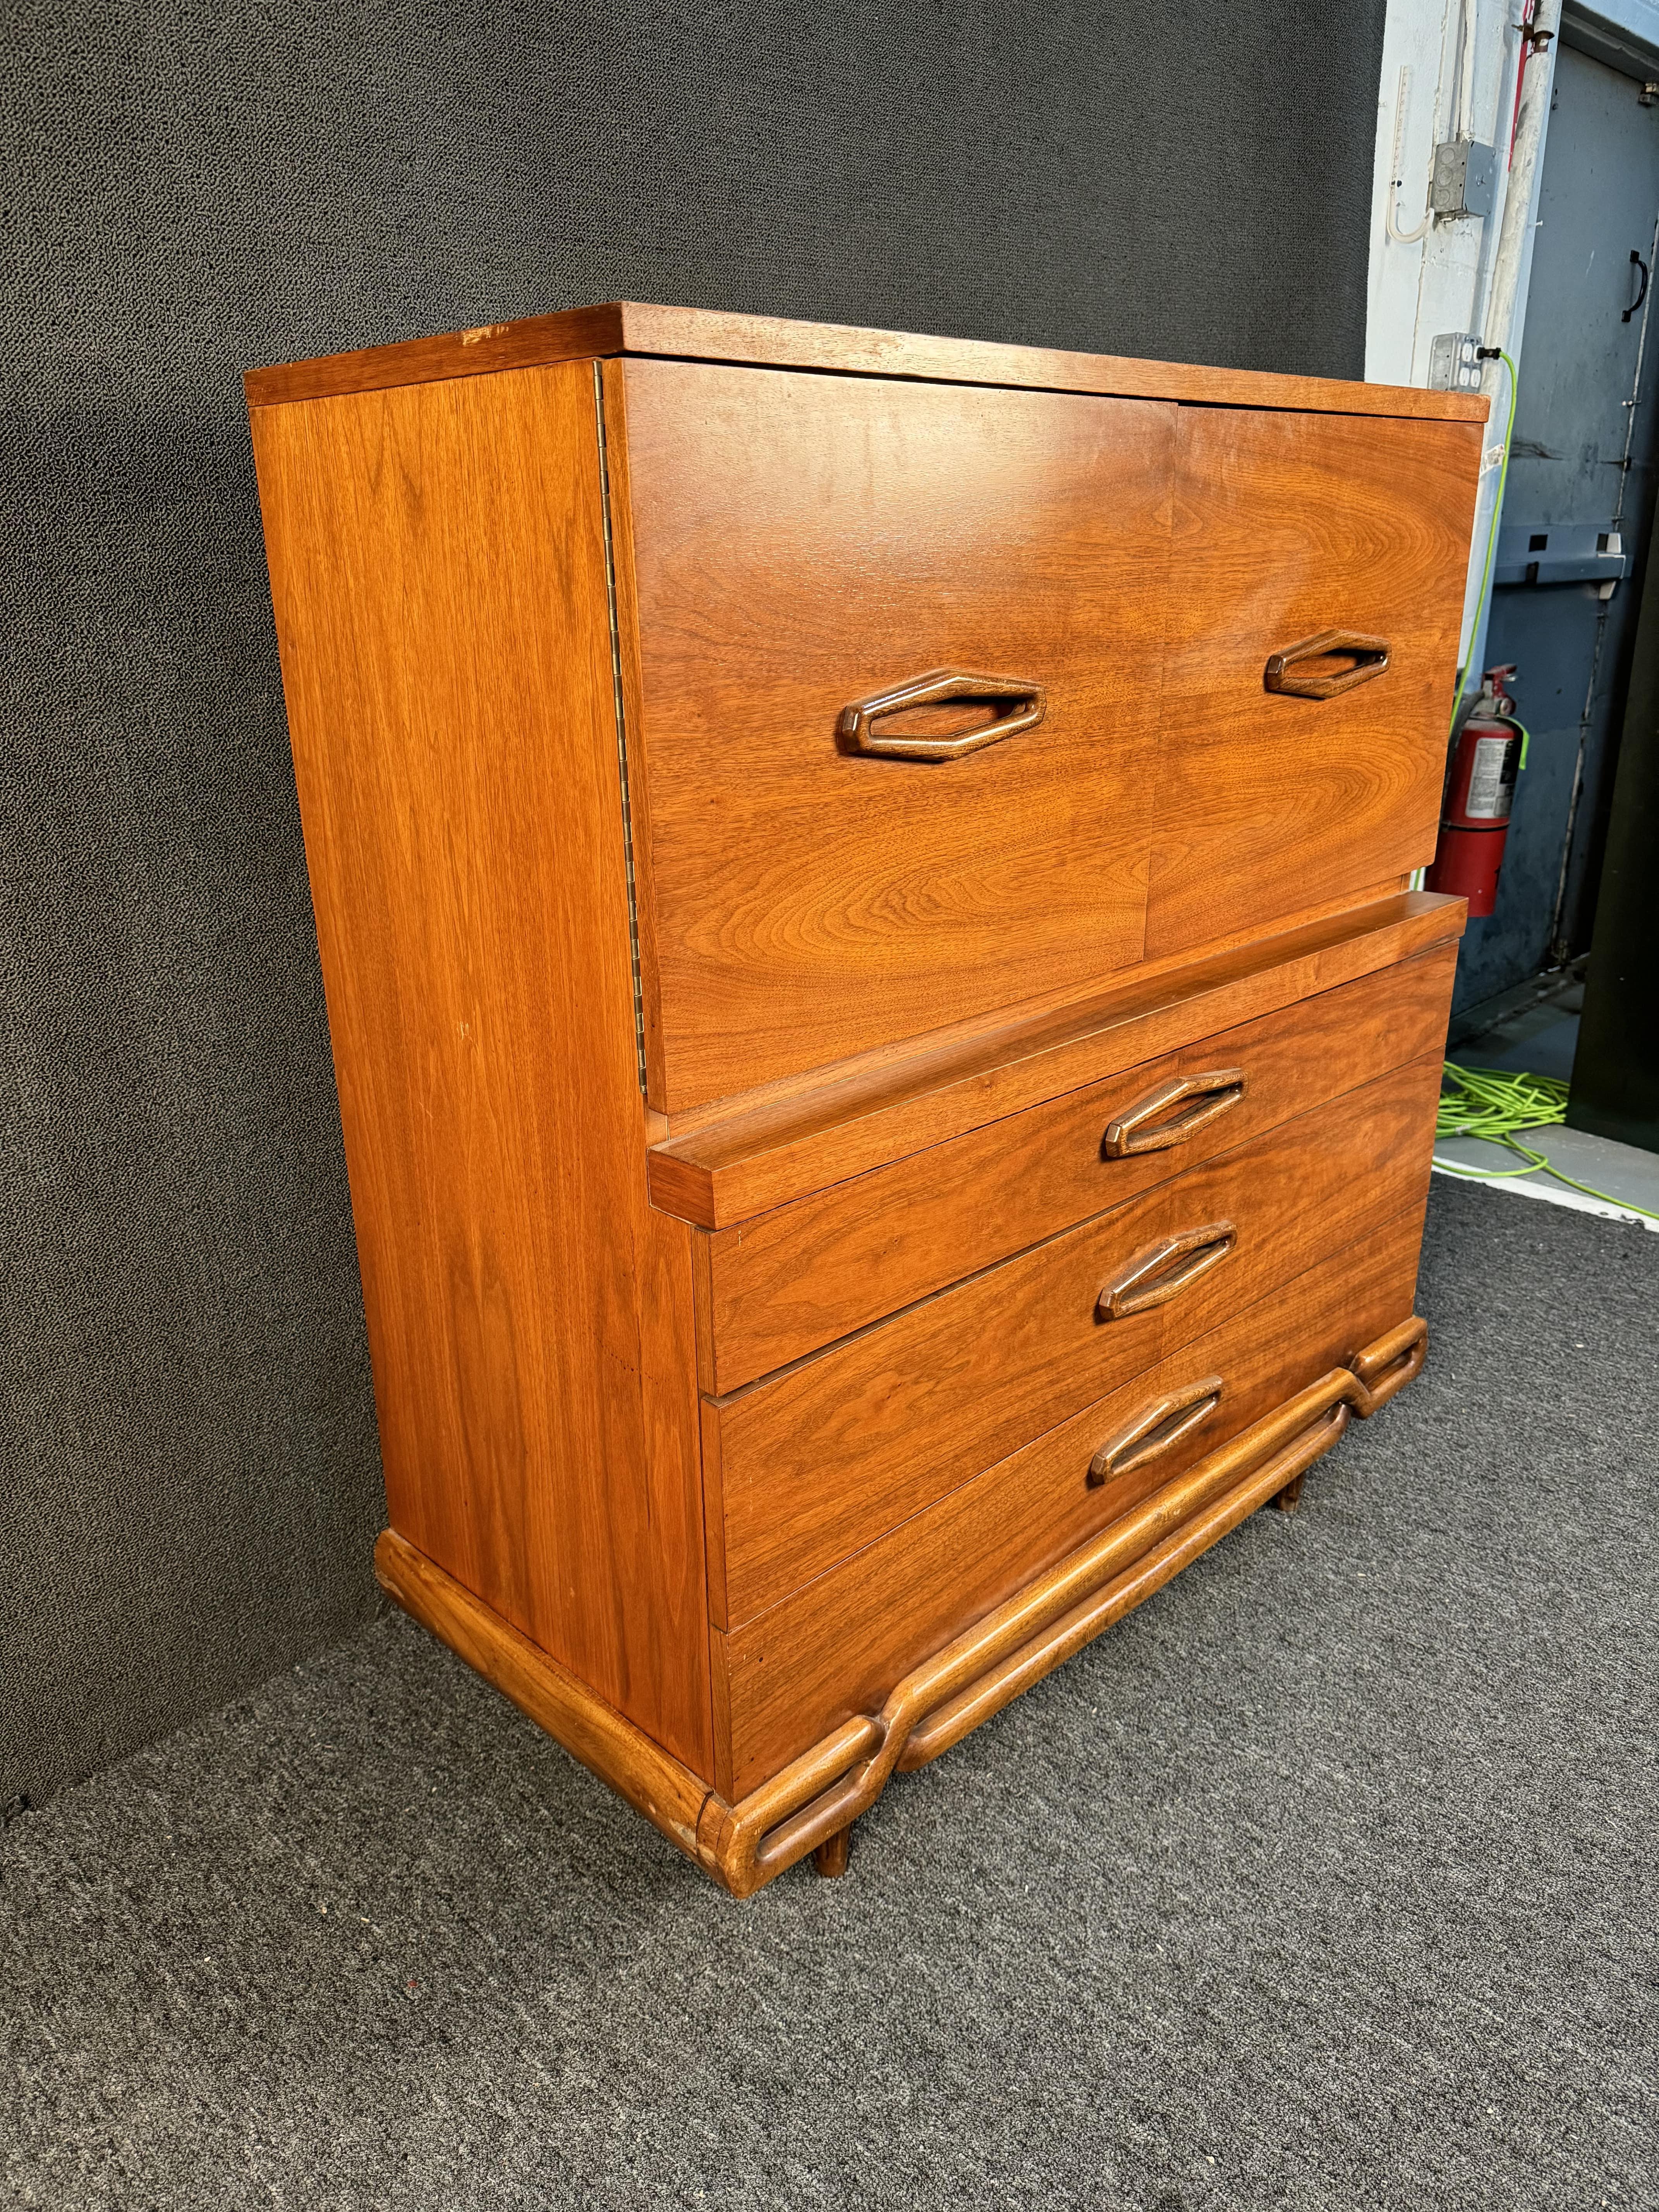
712, 1204, 1425, 1800
699, 941, 1456, 1391
706, 1050, 1442, 1627
613, 361, 1175, 1113
1147, 405, 1481, 960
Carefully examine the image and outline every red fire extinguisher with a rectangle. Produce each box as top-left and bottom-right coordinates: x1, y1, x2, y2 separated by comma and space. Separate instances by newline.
1425, 665, 1528, 918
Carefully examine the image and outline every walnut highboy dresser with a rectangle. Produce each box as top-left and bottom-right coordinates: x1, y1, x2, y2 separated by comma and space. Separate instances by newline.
246, 306, 1483, 1896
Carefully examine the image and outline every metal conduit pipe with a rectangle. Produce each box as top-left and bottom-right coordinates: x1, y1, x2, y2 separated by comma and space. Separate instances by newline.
1456, 0, 1479, 139
1480, 0, 1560, 382
1447, 0, 1559, 723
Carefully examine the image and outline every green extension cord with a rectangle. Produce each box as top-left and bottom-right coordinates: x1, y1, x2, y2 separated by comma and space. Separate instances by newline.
1410, 354, 1524, 898
1435, 1061, 1659, 1221
1448, 349, 1520, 738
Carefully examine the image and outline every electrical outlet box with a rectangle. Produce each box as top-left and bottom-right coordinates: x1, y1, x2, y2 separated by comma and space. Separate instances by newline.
1429, 332, 1484, 393
1431, 137, 1498, 218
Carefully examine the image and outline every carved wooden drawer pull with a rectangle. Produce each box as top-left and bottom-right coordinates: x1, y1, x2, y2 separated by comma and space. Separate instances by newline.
1087, 1373, 1224, 1487
1102, 1068, 1246, 1158
837, 667, 1046, 761
1264, 630, 1391, 700
1096, 1220, 1236, 1321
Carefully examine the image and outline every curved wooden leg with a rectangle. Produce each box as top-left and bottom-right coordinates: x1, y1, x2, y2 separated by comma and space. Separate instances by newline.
1273, 1470, 1306, 1515
811, 1826, 852, 1879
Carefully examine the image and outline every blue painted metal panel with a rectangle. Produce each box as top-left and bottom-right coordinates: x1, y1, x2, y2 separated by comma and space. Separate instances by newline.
1451, 39, 1659, 1013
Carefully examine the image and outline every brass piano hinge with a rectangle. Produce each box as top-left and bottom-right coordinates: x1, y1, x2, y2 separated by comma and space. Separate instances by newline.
593, 359, 649, 1097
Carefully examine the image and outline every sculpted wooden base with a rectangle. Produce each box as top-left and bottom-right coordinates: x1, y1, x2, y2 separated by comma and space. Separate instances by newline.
376, 1317, 1426, 1899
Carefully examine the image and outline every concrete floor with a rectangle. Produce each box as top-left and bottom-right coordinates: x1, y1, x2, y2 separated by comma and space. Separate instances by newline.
1437, 973, 1659, 1230
1457, 979, 1584, 1084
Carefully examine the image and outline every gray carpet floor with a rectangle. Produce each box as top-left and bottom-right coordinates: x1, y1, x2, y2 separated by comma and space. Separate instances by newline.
2, 1178, 1655, 2211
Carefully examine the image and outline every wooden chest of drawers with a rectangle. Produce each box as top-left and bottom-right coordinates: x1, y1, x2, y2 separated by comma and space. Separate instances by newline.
246, 304, 1483, 1895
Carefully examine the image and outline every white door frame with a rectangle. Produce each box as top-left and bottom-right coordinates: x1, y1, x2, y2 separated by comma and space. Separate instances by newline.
1367, 3, 1659, 688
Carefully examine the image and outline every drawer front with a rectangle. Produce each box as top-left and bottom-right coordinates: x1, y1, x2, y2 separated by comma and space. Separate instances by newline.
709, 1051, 1442, 1626
616, 361, 1175, 1113
701, 942, 1456, 1391
714, 1205, 1426, 1800
1146, 405, 1482, 961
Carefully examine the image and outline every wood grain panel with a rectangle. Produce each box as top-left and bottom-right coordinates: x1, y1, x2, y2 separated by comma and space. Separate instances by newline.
716, 1205, 1427, 1798
647, 891, 1465, 1228
711, 1052, 1443, 1627
702, 942, 1456, 1390
1147, 406, 1484, 959
617, 360, 1175, 1111
249, 364, 713, 1777
246, 300, 1486, 423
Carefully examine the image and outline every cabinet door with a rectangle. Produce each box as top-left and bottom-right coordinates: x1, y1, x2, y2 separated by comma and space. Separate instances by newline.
613, 361, 1175, 1113
1146, 406, 1483, 961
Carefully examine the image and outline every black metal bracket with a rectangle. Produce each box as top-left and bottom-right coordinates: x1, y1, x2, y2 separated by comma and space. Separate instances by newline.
1626, 249, 1650, 325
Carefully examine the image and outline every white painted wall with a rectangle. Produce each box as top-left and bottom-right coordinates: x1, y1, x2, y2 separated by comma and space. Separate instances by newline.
1366, 0, 1559, 689
1367, 1, 1659, 693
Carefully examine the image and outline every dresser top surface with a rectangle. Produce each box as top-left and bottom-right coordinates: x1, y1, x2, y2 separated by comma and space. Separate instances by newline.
244, 299, 1489, 423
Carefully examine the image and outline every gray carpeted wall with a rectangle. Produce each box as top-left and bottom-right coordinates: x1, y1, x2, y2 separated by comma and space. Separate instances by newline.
1, 1, 1387, 1809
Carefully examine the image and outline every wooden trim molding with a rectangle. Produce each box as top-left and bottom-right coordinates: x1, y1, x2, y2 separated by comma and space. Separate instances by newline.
246, 301, 1489, 422
376, 1314, 1428, 1899
647, 893, 1467, 1229
373, 1530, 711, 1850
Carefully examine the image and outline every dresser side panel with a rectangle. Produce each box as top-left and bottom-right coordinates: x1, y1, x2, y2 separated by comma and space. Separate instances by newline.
248, 363, 713, 1778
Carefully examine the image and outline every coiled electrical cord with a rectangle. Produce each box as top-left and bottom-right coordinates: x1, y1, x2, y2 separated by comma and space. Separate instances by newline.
1435, 1061, 1659, 1220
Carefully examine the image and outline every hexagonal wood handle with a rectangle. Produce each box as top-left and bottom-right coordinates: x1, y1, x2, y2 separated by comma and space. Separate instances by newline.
1087, 1373, 1225, 1486
1264, 630, 1391, 700
1096, 1221, 1237, 1321
1102, 1068, 1246, 1158
837, 667, 1046, 760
